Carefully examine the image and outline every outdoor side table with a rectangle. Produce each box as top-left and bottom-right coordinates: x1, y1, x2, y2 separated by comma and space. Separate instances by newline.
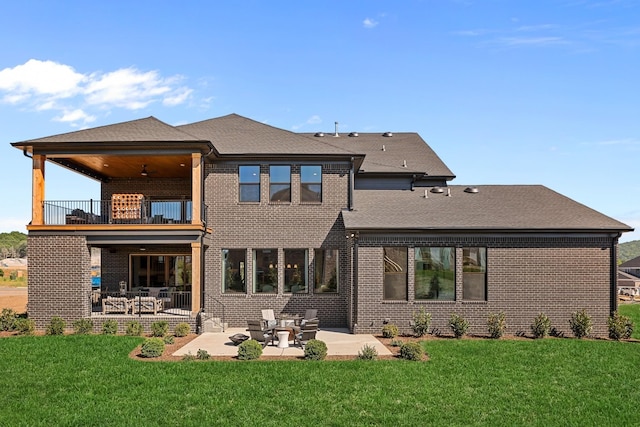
277, 330, 290, 348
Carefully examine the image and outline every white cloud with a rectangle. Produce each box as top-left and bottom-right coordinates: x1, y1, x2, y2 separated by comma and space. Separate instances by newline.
498, 36, 569, 46
363, 18, 378, 29
0, 59, 194, 125
291, 115, 322, 130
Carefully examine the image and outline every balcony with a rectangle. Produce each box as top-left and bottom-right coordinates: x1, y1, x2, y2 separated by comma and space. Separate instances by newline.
42, 199, 201, 226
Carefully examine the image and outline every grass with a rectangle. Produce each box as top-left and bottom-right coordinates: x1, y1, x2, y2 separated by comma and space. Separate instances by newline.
618, 303, 640, 339
1, 335, 640, 426
0, 276, 27, 287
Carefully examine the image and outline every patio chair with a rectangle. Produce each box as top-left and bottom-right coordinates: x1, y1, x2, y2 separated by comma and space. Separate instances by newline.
261, 309, 277, 328
300, 309, 318, 326
246, 319, 275, 347
102, 296, 130, 314
294, 321, 318, 349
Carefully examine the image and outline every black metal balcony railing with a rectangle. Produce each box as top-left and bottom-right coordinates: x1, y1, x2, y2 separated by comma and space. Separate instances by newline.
91, 290, 192, 317
43, 200, 204, 226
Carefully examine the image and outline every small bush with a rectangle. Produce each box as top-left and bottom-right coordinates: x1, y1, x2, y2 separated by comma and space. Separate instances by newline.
140, 338, 165, 358
237, 339, 263, 360
531, 313, 551, 338
174, 322, 191, 337
15, 318, 35, 335
449, 313, 469, 339
304, 339, 328, 361
608, 311, 634, 341
0, 308, 17, 331
163, 335, 175, 345
487, 312, 507, 339
151, 320, 169, 337
197, 349, 211, 360
381, 323, 399, 338
390, 339, 404, 347
411, 307, 432, 337
125, 320, 144, 336
357, 344, 378, 360
72, 318, 93, 334
182, 353, 196, 361
102, 319, 118, 335
569, 309, 592, 339
46, 316, 66, 335
399, 342, 424, 361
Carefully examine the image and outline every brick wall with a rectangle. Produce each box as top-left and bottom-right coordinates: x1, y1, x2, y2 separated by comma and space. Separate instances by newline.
27, 235, 92, 329
353, 235, 614, 337
203, 161, 352, 328
102, 177, 191, 200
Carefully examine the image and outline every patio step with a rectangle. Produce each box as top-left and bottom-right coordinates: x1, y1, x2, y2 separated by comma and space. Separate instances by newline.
203, 317, 228, 333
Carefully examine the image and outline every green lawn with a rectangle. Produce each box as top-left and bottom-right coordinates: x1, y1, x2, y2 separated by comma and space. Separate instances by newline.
618, 303, 640, 339
1, 335, 640, 426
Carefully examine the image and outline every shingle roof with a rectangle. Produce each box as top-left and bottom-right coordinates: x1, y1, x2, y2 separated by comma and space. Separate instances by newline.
618, 270, 640, 284
343, 185, 633, 232
300, 131, 454, 177
179, 114, 358, 156
620, 256, 640, 268
12, 117, 201, 145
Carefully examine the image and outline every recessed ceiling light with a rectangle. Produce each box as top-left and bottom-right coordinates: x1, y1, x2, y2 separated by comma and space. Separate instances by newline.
103, 163, 109, 167
180, 163, 186, 167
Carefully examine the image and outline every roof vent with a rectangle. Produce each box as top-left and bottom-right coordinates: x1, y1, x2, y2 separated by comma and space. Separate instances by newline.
430, 186, 444, 194
464, 186, 479, 194
334, 121, 339, 137
424, 189, 428, 198
348, 132, 359, 137
382, 144, 386, 151
402, 160, 407, 168
314, 132, 325, 137
383, 132, 393, 137
446, 188, 451, 197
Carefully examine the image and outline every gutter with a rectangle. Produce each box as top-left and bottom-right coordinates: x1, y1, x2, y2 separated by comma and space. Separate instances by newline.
611, 233, 620, 314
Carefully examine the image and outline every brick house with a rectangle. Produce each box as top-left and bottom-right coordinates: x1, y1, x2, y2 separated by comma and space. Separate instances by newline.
11, 114, 633, 335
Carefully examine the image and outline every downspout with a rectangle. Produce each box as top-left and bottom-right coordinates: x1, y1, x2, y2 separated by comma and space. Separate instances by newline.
349, 157, 354, 211
22, 148, 33, 159
610, 233, 621, 314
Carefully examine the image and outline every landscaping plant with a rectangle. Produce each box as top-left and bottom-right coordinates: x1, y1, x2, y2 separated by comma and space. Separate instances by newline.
487, 312, 507, 339
125, 320, 144, 336
0, 308, 17, 331
304, 339, 328, 360
411, 307, 432, 337
357, 344, 378, 360
381, 323, 399, 338
102, 319, 118, 335
163, 335, 175, 345
196, 349, 211, 360
449, 313, 469, 339
531, 313, 551, 338
174, 322, 191, 337
46, 316, 66, 335
399, 341, 424, 361
569, 309, 592, 339
72, 318, 93, 334
14, 318, 35, 335
151, 320, 169, 337
608, 311, 633, 341
140, 337, 165, 358
237, 339, 263, 360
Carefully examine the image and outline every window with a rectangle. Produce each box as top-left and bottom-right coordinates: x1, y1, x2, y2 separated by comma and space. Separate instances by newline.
414, 247, 455, 300
270, 165, 291, 202
314, 249, 338, 293
253, 249, 277, 293
222, 249, 246, 293
300, 165, 322, 202
463, 247, 486, 301
239, 165, 260, 202
130, 254, 191, 290
284, 249, 308, 293
384, 247, 407, 300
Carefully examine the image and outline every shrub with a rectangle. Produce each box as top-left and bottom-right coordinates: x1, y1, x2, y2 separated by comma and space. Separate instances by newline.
125, 320, 144, 336
304, 339, 328, 361
151, 320, 169, 337
163, 335, 175, 345
381, 323, 399, 338
46, 316, 66, 335
357, 344, 378, 360
531, 313, 551, 338
197, 349, 211, 360
237, 339, 263, 360
15, 318, 35, 335
399, 342, 424, 361
390, 339, 404, 347
449, 313, 469, 339
487, 312, 507, 339
182, 353, 196, 362
72, 318, 93, 334
102, 319, 118, 335
569, 309, 592, 339
411, 307, 432, 337
608, 311, 633, 341
174, 322, 191, 337
140, 338, 165, 358
0, 308, 17, 331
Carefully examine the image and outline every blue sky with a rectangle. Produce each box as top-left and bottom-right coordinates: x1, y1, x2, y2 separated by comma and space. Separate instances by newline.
0, 0, 638, 242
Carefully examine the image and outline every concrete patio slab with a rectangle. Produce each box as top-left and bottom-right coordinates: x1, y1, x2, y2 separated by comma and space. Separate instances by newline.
173, 327, 392, 358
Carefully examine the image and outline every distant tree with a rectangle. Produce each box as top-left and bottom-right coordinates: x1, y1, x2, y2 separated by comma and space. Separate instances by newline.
0, 232, 27, 260
619, 240, 640, 265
